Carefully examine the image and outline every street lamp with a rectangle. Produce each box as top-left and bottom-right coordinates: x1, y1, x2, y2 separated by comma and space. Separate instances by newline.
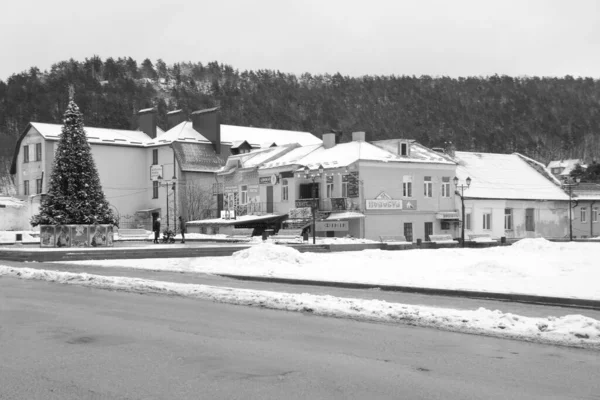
563, 176, 580, 241
453, 176, 472, 248
297, 164, 324, 244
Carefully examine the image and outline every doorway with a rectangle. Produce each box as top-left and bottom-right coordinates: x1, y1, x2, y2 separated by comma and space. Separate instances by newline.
424, 222, 433, 241
266, 186, 274, 213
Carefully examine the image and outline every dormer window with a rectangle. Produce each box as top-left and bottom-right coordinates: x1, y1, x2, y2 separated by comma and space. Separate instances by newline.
401, 143, 408, 156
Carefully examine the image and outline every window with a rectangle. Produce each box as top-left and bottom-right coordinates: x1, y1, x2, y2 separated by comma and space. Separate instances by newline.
483, 211, 492, 230
152, 149, 158, 165
400, 142, 408, 156
403, 176, 413, 197
341, 176, 348, 197
282, 179, 289, 201
424, 176, 432, 198
152, 181, 159, 198
465, 212, 471, 230
23, 180, 30, 195
36, 179, 42, 194
23, 145, 29, 163
525, 208, 535, 231
593, 207, 598, 223
504, 208, 513, 230
551, 167, 562, 174
441, 177, 450, 197
403, 223, 413, 242
581, 207, 587, 223
240, 185, 248, 204
300, 183, 319, 199
441, 221, 450, 230
35, 143, 42, 161
326, 176, 334, 198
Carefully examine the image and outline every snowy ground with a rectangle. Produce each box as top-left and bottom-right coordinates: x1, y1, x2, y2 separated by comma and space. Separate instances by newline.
60, 238, 600, 300
1, 238, 600, 348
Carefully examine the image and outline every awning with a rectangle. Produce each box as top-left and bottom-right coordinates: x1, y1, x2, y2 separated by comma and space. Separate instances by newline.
326, 211, 365, 220
435, 212, 459, 220
188, 214, 286, 226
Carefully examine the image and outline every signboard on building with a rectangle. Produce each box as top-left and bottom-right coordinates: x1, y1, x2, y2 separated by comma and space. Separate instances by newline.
316, 221, 348, 231
330, 198, 347, 211
259, 176, 272, 185
365, 192, 418, 210
289, 207, 312, 219
150, 165, 163, 181
220, 210, 236, 219
224, 185, 237, 193
295, 199, 315, 209
248, 184, 259, 196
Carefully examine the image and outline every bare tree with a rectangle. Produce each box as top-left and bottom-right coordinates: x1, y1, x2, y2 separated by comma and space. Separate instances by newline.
182, 180, 216, 222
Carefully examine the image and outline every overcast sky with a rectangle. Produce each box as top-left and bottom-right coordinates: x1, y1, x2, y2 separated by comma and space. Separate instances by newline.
2, 0, 599, 81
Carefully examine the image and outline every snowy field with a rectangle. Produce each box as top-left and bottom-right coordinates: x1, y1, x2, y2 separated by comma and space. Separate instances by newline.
62, 238, 600, 300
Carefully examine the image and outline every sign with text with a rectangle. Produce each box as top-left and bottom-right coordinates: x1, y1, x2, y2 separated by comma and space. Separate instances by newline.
259, 176, 273, 185
316, 221, 348, 231
150, 165, 163, 181
366, 199, 403, 210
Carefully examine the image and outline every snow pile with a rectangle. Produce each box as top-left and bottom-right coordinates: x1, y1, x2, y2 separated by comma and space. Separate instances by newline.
233, 243, 308, 264
511, 238, 559, 251
1, 265, 598, 349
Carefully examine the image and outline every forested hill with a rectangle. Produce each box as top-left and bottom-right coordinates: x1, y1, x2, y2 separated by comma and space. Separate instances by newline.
2, 56, 600, 179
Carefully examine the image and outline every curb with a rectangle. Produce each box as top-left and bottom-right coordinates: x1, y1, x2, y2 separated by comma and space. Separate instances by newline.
217, 274, 600, 311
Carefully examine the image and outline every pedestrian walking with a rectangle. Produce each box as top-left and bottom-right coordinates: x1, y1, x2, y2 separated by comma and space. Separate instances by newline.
178, 216, 186, 243
153, 218, 161, 244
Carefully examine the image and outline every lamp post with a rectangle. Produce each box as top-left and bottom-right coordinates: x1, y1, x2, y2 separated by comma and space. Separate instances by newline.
453, 176, 472, 248
563, 176, 580, 241
297, 164, 324, 244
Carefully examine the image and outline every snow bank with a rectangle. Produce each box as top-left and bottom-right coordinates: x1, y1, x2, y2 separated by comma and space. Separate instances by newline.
232, 243, 308, 264
1, 266, 598, 349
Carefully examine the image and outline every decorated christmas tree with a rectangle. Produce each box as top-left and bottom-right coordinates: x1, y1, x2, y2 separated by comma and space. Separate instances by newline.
31, 97, 117, 227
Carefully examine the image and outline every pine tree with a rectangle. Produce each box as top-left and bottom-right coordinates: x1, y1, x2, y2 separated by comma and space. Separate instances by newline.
31, 99, 117, 227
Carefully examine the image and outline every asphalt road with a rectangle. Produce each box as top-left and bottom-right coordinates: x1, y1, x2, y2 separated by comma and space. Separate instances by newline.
1, 278, 599, 400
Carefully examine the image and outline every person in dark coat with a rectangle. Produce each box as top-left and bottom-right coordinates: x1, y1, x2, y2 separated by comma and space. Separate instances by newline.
153, 218, 161, 244
178, 216, 186, 244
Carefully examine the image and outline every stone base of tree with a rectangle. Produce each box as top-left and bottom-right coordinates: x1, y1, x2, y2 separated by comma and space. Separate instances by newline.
40, 225, 114, 248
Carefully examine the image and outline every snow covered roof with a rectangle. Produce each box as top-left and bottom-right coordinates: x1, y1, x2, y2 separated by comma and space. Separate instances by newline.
29, 122, 152, 146
218, 144, 299, 173
547, 159, 585, 176
455, 152, 570, 201
293, 140, 455, 170
371, 140, 455, 164
573, 183, 600, 201
150, 121, 321, 148
261, 144, 324, 169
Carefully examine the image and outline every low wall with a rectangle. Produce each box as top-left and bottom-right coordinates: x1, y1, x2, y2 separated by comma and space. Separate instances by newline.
40, 225, 114, 248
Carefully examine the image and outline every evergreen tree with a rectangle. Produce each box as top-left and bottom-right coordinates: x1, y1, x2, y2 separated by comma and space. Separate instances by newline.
31, 100, 117, 226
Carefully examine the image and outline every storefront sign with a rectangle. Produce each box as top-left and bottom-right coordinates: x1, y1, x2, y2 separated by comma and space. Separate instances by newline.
366, 199, 403, 210
259, 176, 275, 185
224, 185, 237, 193
295, 199, 315, 209
316, 221, 348, 231
248, 184, 259, 196
150, 165, 163, 181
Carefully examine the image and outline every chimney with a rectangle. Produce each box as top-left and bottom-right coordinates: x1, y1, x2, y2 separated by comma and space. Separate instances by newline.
138, 108, 157, 139
191, 107, 221, 154
322, 132, 336, 149
444, 141, 456, 158
352, 131, 366, 142
167, 109, 186, 130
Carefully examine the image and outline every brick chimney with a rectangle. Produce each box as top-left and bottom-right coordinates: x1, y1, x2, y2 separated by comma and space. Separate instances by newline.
322, 132, 336, 149
167, 109, 186, 130
191, 107, 221, 154
138, 108, 157, 139
352, 131, 366, 142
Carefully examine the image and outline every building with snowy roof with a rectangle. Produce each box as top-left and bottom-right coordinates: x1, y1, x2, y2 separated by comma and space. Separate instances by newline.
547, 159, 586, 179
567, 182, 600, 239
454, 151, 570, 240
9, 107, 321, 231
